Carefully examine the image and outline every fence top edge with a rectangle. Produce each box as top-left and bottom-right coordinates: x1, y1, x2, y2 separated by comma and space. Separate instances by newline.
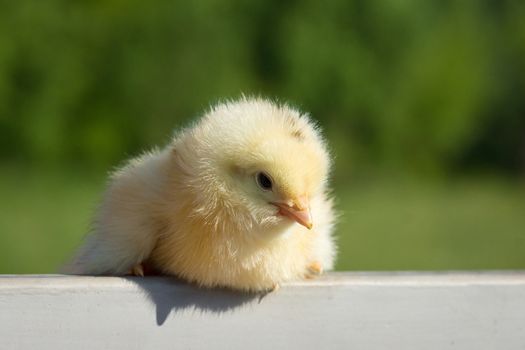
1, 271, 525, 291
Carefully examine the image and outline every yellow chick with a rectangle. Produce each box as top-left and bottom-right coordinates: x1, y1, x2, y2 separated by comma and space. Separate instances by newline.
64, 97, 336, 292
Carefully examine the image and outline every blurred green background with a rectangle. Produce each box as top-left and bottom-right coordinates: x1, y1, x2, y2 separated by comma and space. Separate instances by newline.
1, 1, 524, 273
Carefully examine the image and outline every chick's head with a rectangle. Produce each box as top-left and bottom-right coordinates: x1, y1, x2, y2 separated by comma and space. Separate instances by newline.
173, 98, 331, 236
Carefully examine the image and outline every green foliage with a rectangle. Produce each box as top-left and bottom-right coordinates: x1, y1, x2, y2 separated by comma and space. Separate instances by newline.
0, 1, 524, 175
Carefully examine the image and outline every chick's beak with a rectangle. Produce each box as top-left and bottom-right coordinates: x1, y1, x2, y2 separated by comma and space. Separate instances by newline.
272, 195, 313, 230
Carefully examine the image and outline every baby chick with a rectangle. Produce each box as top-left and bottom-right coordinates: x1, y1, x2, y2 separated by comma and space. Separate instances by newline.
64, 97, 336, 292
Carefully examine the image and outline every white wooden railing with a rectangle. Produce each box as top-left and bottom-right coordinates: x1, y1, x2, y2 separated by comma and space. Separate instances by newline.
1, 272, 524, 349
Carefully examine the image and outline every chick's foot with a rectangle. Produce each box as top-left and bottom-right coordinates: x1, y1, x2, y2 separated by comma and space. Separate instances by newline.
305, 261, 323, 279
129, 263, 145, 277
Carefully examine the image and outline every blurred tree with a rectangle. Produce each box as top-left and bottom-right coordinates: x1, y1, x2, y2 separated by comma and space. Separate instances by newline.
0, 0, 523, 175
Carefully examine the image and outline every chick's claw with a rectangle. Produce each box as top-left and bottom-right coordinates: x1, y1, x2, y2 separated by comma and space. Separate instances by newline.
305, 261, 323, 279
129, 263, 145, 277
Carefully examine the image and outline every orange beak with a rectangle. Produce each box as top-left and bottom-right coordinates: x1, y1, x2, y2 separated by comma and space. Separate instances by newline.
272, 195, 313, 230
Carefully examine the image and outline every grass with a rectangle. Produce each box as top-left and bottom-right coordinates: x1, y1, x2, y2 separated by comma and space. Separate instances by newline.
0, 167, 105, 274
336, 177, 525, 270
0, 166, 524, 273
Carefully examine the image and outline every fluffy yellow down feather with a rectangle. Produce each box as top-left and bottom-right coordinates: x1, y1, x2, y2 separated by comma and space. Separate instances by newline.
64, 97, 337, 292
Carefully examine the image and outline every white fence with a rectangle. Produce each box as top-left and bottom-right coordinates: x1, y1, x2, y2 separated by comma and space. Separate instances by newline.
1, 272, 524, 349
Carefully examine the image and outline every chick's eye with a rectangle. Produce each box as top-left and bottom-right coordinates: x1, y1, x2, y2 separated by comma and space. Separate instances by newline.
256, 172, 273, 191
